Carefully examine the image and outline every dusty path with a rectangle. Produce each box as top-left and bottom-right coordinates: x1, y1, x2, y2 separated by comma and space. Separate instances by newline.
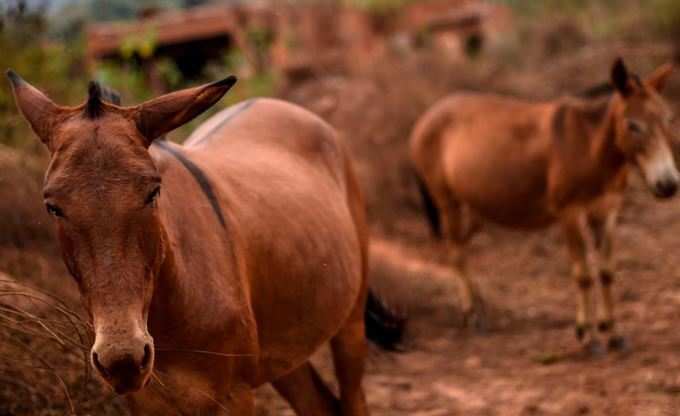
256, 185, 680, 415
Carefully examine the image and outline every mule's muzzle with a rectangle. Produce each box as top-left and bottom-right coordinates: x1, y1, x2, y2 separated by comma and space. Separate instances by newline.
652, 177, 678, 199
92, 341, 153, 394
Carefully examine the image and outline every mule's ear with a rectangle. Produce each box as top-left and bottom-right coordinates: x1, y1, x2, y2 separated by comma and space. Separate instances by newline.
6, 69, 62, 148
133, 76, 237, 145
611, 58, 635, 97
646, 62, 674, 92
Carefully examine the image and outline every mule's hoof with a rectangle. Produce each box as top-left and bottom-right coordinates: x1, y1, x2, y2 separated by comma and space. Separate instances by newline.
582, 339, 605, 358
463, 312, 489, 333
575, 324, 591, 342
461, 301, 488, 332
607, 335, 630, 352
597, 320, 614, 333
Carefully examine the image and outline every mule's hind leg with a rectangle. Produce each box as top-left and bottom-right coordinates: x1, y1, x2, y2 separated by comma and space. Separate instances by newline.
330, 294, 369, 416
562, 214, 603, 355
588, 209, 627, 351
272, 362, 339, 416
439, 194, 484, 328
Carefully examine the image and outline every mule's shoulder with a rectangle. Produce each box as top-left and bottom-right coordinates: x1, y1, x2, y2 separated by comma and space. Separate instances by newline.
550, 96, 610, 143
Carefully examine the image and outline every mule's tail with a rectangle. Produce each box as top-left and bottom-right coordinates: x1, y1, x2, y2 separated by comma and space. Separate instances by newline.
365, 289, 406, 350
413, 170, 442, 239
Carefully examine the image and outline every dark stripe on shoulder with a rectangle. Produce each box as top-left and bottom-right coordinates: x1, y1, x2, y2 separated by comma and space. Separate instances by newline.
193, 99, 258, 145
154, 140, 227, 228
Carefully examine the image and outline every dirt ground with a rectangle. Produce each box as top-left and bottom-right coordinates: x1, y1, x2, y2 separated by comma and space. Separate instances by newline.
254, 181, 680, 416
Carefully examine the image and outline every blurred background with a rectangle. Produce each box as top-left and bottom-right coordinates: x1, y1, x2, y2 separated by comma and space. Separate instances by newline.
2, 0, 680, 415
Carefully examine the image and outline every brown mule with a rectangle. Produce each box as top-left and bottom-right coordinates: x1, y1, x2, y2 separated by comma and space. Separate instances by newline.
7, 72, 402, 415
411, 58, 678, 352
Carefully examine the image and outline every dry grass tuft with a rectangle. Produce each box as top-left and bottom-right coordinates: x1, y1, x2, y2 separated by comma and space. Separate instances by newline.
0, 273, 125, 415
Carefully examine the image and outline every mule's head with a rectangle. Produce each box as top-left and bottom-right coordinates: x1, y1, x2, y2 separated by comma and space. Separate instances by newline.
610, 58, 679, 199
6, 71, 236, 394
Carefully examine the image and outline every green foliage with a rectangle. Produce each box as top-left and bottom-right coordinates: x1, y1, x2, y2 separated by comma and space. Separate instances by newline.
87, 0, 183, 22
345, 0, 415, 15
647, 0, 680, 36
247, 27, 275, 55
490, 0, 590, 17
0, 7, 87, 151
94, 62, 154, 103
119, 28, 158, 59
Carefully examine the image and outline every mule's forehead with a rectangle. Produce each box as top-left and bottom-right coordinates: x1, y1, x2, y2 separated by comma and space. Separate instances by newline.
44, 117, 158, 197
624, 89, 673, 121
641, 88, 674, 118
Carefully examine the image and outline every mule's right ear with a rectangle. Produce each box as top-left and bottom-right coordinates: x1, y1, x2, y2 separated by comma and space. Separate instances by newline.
6, 70, 62, 149
132, 76, 237, 145
611, 58, 635, 98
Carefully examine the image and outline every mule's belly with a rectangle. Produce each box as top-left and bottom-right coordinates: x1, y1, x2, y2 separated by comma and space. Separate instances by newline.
223, 159, 363, 384
252, 219, 362, 383
443, 132, 555, 229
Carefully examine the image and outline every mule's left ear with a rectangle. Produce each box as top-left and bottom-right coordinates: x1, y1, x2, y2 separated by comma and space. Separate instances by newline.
6, 69, 63, 149
646, 63, 674, 92
611, 58, 635, 97
133, 76, 237, 145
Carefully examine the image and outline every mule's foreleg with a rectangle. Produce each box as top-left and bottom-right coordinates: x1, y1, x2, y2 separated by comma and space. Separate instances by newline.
223, 384, 255, 416
272, 362, 340, 416
562, 215, 602, 354
589, 211, 627, 351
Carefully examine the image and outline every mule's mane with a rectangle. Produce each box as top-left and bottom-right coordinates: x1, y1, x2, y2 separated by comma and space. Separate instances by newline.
559, 95, 611, 131
84, 81, 121, 119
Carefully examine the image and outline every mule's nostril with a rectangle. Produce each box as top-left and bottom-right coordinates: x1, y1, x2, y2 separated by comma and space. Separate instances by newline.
92, 351, 110, 378
141, 344, 152, 370
655, 179, 678, 198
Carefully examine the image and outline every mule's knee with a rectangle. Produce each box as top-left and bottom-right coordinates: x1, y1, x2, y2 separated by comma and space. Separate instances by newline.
599, 269, 614, 287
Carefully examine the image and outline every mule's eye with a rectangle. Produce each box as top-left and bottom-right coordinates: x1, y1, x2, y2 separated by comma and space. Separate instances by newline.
45, 203, 64, 218
627, 120, 646, 135
145, 186, 161, 206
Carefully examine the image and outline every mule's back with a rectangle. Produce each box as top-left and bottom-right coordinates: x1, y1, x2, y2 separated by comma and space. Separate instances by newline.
410, 93, 564, 227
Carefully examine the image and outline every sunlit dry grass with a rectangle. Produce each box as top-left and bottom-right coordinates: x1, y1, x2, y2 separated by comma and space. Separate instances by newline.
0, 275, 126, 415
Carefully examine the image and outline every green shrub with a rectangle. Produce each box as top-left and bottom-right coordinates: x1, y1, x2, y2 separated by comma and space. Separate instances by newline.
345, 0, 416, 16
647, 0, 680, 36
0, 8, 87, 151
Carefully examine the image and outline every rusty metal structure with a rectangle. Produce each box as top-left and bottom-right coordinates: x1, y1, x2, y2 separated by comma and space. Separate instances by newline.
86, 1, 509, 91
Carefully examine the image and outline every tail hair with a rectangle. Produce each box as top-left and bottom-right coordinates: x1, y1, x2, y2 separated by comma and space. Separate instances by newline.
364, 289, 406, 350
413, 170, 442, 238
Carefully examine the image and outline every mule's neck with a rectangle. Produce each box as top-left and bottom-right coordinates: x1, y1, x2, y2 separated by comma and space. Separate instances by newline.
589, 96, 626, 175
147, 216, 245, 349
550, 95, 627, 208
